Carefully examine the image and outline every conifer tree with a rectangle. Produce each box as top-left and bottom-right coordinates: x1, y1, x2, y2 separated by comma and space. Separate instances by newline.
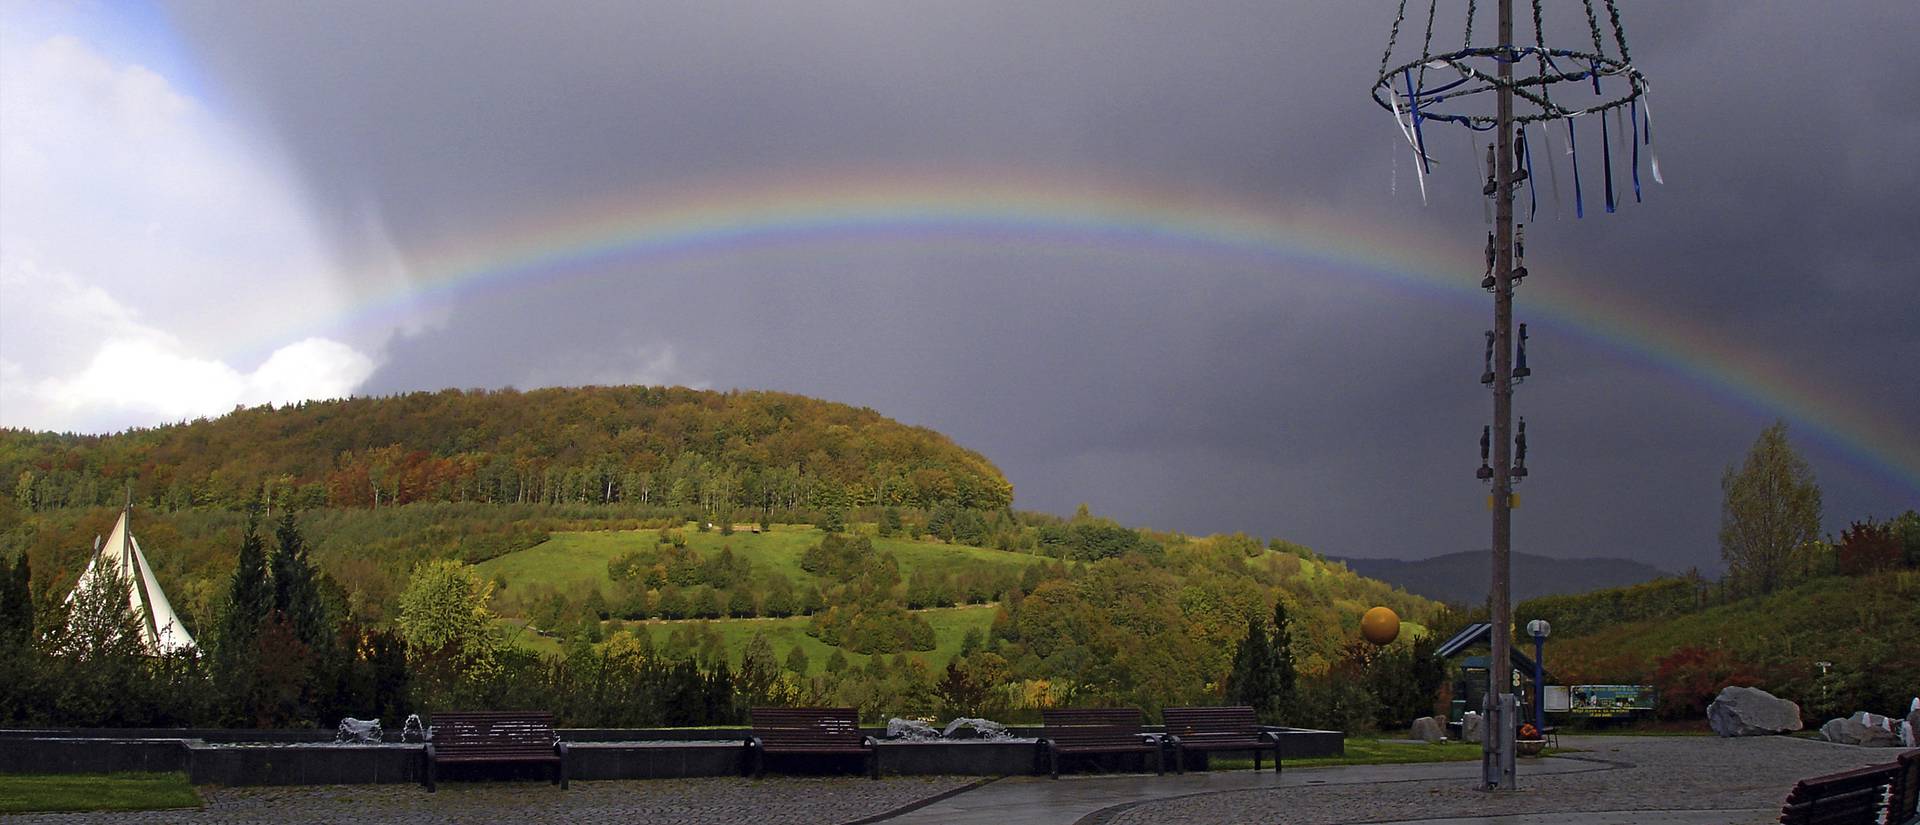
0, 553, 31, 647
1270, 599, 1299, 722
1227, 613, 1273, 716
220, 507, 272, 658
270, 511, 327, 650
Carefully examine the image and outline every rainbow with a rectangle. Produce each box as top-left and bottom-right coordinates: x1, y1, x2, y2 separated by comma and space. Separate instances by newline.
291, 169, 1920, 492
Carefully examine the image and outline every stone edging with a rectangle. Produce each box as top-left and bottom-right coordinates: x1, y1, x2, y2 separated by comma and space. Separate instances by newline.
842, 775, 1004, 825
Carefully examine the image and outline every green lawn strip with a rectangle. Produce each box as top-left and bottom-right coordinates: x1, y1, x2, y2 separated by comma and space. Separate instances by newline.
0, 773, 201, 814
1212, 738, 1485, 770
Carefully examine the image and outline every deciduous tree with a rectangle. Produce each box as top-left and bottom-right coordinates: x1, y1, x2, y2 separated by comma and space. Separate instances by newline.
1719, 422, 1821, 596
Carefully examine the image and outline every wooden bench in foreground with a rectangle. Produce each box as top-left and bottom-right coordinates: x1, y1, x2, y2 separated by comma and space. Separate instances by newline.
1039, 707, 1163, 778
1163, 705, 1281, 774
422, 710, 567, 792
747, 707, 877, 779
1778, 749, 1918, 825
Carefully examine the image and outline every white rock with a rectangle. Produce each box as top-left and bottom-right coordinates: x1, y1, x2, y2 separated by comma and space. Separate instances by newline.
1819, 711, 1903, 747
1461, 712, 1484, 744
1410, 716, 1446, 743
1705, 686, 1803, 737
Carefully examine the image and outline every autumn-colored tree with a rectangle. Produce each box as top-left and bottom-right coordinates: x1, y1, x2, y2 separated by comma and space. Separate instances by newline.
1835, 520, 1901, 576
1720, 422, 1821, 596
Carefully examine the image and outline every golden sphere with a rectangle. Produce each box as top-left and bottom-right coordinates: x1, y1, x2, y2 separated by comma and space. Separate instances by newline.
1360, 606, 1401, 646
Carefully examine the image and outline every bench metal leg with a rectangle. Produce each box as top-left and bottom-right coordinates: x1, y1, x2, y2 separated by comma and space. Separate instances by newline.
1050, 748, 1060, 779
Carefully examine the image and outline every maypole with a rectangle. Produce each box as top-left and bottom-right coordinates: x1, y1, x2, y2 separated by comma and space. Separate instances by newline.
1371, 0, 1655, 791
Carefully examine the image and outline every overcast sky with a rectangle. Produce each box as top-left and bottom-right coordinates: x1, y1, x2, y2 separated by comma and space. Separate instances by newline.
2, 0, 1914, 572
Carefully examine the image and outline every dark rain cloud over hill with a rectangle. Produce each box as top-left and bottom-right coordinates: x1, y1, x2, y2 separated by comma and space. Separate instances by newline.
160, 1, 1920, 572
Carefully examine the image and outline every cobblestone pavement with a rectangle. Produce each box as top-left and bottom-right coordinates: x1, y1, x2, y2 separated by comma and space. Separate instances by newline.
1095, 736, 1900, 825
2, 775, 981, 825
2, 736, 1901, 825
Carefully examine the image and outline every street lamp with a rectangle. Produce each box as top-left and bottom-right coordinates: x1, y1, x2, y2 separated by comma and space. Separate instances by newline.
1527, 619, 1551, 730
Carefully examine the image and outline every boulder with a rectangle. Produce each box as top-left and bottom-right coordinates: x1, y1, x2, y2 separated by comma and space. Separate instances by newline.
1410, 716, 1446, 743
1460, 712, 1484, 744
1904, 699, 1918, 748
1819, 711, 1903, 747
1706, 686, 1803, 737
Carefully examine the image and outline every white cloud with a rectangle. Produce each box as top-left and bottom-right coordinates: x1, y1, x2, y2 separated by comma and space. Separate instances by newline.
0, 27, 380, 432
1, 259, 373, 431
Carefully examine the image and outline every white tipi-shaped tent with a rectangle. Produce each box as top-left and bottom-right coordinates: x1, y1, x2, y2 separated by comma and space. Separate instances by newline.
67, 505, 198, 655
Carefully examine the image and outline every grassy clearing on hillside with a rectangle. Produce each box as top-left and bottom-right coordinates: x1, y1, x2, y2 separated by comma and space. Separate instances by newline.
478, 523, 1044, 615
501, 604, 998, 674
0, 773, 200, 814
639, 605, 995, 674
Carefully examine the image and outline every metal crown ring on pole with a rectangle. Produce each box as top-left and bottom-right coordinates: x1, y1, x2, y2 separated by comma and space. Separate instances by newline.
1371, 47, 1646, 127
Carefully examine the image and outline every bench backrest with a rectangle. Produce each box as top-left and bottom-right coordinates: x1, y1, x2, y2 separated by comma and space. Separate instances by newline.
1889, 750, 1919, 825
1042, 707, 1147, 747
1779, 761, 1899, 825
429, 711, 558, 754
1163, 705, 1261, 739
751, 707, 865, 746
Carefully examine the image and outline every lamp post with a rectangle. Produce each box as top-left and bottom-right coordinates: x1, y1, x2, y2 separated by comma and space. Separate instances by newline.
1527, 619, 1551, 730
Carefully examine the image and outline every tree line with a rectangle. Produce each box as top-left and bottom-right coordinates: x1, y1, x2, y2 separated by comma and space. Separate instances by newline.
3, 386, 1013, 516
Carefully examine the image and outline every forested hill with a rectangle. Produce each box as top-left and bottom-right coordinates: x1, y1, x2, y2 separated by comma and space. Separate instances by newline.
2, 386, 1012, 514
1332, 550, 1670, 606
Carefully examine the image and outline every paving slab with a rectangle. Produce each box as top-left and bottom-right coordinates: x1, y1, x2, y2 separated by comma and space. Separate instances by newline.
1089, 736, 1899, 825
882, 751, 1603, 825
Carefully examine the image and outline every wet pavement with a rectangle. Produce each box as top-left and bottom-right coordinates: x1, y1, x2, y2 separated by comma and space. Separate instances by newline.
2, 735, 1901, 825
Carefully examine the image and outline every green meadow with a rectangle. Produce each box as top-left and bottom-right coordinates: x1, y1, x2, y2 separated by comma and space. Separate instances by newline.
479, 523, 1043, 600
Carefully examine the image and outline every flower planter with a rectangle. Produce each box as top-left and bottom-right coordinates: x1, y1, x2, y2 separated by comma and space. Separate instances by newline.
1515, 738, 1546, 757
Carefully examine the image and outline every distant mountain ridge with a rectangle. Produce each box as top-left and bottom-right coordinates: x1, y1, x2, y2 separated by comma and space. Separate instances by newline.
1330, 550, 1670, 606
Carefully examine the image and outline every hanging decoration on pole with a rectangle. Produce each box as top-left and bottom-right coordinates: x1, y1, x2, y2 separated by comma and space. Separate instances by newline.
1368, 0, 1654, 795
1372, 0, 1658, 217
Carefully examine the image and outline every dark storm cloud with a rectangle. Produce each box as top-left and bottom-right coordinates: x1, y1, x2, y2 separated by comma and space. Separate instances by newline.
163, 1, 1919, 571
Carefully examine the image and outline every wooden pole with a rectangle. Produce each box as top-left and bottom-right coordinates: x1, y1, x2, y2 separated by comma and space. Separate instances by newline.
1484, 0, 1519, 791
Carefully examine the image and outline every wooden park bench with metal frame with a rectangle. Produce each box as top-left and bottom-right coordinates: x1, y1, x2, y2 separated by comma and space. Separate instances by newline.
1162, 705, 1282, 774
746, 707, 878, 779
1777, 749, 1919, 825
422, 710, 568, 792
1038, 707, 1164, 779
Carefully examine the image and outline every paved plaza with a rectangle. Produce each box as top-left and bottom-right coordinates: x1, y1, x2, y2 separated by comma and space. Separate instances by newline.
2, 736, 1899, 824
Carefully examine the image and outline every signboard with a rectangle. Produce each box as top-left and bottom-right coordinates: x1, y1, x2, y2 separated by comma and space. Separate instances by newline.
1543, 685, 1570, 713
1563, 684, 1655, 717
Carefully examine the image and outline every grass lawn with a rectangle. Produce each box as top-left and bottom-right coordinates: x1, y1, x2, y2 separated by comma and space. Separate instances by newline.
478, 523, 1045, 614
0, 773, 201, 814
1214, 738, 1498, 770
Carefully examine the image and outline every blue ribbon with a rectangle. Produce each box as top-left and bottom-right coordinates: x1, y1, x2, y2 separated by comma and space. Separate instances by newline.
1601, 110, 1616, 213
1405, 69, 1432, 174
1630, 98, 1642, 203
1569, 118, 1584, 219
1519, 127, 1537, 220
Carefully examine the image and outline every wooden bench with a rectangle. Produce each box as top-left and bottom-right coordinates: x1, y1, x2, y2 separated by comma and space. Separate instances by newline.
1039, 707, 1163, 778
1163, 705, 1281, 774
422, 711, 567, 792
1883, 749, 1919, 825
747, 707, 878, 779
1777, 752, 1920, 825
